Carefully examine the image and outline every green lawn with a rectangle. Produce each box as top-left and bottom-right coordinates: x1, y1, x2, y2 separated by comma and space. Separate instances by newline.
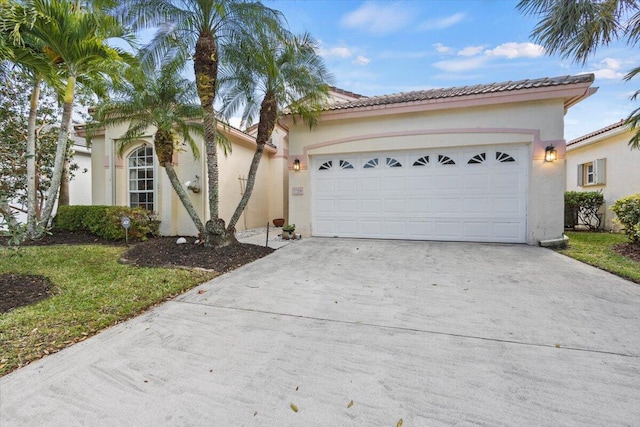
0, 245, 215, 376
559, 231, 640, 283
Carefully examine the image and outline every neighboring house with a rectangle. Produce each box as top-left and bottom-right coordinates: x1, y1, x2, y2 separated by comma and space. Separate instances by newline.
3, 138, 92, 228
75, 121, 288, 237
566, 120, 640, 230
285, 74, 596, 245
68, 135, 92, 206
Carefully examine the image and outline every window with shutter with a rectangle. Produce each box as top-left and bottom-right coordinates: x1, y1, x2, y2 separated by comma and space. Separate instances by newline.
577, 159, 606, 186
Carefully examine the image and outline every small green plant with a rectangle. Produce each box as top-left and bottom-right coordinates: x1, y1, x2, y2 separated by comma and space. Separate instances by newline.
282, 223, 295, 232
564, 191, 604, 230
611, 194, 640, 244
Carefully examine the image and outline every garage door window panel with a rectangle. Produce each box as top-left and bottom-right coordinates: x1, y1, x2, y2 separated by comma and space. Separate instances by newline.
319, 161, 333, 170
364, 158, 379, 169
496, 152, 516, 163
386, 157, 402, 168
438, 155, 456, 165
413, 156, 430, 166
468, 153, 486, 164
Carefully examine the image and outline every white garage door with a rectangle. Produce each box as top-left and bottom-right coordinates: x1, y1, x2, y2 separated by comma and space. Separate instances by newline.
311, 145, 528, 243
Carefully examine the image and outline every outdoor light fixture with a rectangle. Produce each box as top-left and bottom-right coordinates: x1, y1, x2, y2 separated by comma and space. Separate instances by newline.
293, 158, 301, 171
185, 175, 201, 193
544, 145, 557, 162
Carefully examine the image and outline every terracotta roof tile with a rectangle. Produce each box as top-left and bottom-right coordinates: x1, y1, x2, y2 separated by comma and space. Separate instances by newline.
323, 74, 595, 111
328, 86, 366, 99
567, 119, 626, 146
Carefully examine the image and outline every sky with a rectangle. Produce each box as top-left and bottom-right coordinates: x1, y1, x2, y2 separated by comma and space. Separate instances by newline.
263, 0, 640, 141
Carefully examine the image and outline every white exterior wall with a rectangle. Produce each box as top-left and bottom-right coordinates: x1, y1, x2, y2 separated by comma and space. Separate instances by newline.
88, 122, 285, 237
68, 148, 92, 205
566, 130, 640, 230
287, 99, 567, 245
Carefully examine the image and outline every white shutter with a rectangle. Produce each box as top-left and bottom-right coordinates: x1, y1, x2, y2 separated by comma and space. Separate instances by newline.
595, 158, 606, 184
577, 163, 583, 187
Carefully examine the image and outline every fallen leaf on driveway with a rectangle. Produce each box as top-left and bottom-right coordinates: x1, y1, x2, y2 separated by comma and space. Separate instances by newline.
197, 289, 206, 294
397, 419, 403, 427
290, 403, 298, 412
347, 400, 354, 408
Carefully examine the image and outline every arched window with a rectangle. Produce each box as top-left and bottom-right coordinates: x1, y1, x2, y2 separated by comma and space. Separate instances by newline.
128, 146, 155, 211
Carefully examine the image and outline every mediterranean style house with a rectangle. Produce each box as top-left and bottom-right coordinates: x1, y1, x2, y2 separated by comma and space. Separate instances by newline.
286, 74, 595, 245
566, 120, 640, 230
79, 73, 596, 245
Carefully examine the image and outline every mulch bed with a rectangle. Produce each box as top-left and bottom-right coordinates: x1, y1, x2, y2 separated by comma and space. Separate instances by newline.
121, 237, 274, 272
613, 243, 640, 263
1, 229, 274, 313
0, 273, 53, 314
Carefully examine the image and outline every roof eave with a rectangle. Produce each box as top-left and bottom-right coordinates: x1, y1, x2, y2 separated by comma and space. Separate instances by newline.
311, 81, 597, 123
567, 124, 628, 151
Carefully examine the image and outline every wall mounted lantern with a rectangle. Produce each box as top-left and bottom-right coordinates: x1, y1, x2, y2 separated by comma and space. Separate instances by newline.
185, 175, 201, 193
293, 158, 301, 171
544, 145, 557, 162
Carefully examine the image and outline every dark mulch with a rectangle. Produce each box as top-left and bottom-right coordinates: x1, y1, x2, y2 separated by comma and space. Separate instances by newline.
1, 229, 273, 313
0, 273, 53, 313
613, 243, 640, 263
0, 229, 125, 247
121, 236, 274, 272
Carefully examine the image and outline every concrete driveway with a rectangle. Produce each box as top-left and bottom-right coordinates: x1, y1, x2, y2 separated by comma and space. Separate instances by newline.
1, 238, 639, 426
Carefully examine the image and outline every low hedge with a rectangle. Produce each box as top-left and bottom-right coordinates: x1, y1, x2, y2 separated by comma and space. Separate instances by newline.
564, 191, 604, 230
611, 194, 640, 244
56, 205, 159, 241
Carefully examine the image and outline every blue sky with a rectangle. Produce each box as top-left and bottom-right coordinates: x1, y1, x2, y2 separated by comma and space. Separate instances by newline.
264, 0, 640, 141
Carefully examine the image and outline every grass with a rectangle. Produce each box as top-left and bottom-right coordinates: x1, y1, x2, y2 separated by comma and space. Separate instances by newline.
0, 245, 215, 376
559, 231, 640, 283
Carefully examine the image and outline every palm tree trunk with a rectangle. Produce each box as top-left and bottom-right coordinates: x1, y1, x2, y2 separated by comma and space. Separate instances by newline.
58, 159, 70, 206
163, 161, 205, 235
227, 93, 277, 232
195, 32, 236, 247
26, 77, 41, 238
38, 76, 75, 234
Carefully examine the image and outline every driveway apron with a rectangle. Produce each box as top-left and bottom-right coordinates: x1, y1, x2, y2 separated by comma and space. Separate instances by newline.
1, 238, 639, 426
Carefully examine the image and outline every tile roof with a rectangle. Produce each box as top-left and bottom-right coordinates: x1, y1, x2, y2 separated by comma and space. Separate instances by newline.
567, 119, 626, 146
323, 74, 595, 112
328, 86, 366, 100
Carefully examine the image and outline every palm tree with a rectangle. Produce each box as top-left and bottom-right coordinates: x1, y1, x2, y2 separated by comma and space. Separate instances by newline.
113, 0, 284, 247
10, 0, 132, 236
219, 30, 331, 233
1, 1, 62, 238
518, 0, 640, 147
89, 53, 206, 233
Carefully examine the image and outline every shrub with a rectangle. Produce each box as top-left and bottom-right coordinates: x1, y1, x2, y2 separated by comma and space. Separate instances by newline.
564, 191, 604, 230
611, 194, 640, 244
56, 205, 159, 241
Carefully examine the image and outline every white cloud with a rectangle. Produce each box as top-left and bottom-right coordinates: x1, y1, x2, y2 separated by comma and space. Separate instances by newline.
457, 45, 485, 57
317, 45, 353, 59
433, 56, 488, 73
419, 12, 466, 31
433, 43, 453, 54
591, 69, 626, 80
484, 42, 545, 59
340, 1, 412, 35
588, 57, 626, 80
353, 55, 371, 66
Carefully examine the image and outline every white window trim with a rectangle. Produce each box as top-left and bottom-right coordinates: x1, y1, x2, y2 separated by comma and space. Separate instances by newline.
577, 158, 606, 187
127, 145, 156, 211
